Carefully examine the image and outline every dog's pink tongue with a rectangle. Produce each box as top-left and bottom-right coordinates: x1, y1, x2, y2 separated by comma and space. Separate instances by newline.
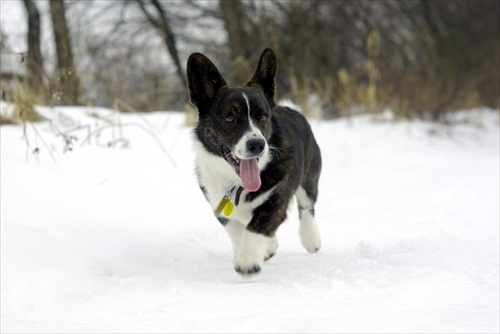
240, 158, 261, 192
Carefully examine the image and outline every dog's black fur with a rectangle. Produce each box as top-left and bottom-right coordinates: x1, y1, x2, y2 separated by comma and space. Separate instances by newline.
187, 48, 322, 275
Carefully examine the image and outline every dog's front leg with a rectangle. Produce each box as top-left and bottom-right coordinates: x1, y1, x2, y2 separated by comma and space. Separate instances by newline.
223, 220, 245, 257
233, 195, 286, 275
234, 229, 271, 275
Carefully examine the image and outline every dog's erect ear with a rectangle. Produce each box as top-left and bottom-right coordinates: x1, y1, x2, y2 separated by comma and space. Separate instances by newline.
247, 48, 277, 108
187, 53, 227, 113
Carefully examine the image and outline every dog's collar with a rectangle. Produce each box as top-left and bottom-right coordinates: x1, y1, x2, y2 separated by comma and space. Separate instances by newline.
235, 186, 243, 206
214, 186, 244, 217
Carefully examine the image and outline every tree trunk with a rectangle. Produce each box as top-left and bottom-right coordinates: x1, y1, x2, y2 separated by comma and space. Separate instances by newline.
50, 0, 80, 105
219, 0, 251, 84
22, 0, 46, 100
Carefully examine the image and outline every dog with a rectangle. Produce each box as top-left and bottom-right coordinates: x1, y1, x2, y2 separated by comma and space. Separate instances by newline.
187, 48, 322, 276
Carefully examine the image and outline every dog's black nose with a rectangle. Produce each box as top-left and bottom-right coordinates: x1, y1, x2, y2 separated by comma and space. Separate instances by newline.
246, 139, 265, 155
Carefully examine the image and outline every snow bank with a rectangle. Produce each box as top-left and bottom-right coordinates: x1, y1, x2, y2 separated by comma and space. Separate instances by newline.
1, 103, 498, 332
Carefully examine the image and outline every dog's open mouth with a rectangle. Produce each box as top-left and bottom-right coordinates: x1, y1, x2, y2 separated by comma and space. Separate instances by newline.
221, 145, 261, 192
222, 145, 241, 171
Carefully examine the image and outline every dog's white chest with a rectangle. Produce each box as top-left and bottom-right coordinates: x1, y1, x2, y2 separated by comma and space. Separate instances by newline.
194, 139, 274, 226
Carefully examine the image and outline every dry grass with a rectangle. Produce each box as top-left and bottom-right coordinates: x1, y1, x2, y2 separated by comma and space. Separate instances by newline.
1, 78, 45, 124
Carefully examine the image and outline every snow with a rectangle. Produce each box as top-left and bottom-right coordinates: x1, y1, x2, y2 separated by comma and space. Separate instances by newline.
1, 102, 499, 333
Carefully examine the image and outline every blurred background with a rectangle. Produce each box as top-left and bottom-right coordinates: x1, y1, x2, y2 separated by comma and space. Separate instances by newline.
1, 0, 498, 121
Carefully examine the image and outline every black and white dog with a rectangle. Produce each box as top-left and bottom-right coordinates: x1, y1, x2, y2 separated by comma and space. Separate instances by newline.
187, 48, 322, 276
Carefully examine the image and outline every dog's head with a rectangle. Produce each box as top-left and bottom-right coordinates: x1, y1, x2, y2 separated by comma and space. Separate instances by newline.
187, 48, 277, 192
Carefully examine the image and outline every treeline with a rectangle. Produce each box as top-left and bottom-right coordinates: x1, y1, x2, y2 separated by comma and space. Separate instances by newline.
2, 0, 499, 120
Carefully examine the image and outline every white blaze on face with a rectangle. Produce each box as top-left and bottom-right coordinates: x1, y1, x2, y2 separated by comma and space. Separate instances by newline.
233, 92, 268, 192
233, 92, 267, 159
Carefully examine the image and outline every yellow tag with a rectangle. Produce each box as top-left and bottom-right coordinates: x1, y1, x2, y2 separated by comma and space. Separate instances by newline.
215, 196, 230, 216
223, 201, 234, 216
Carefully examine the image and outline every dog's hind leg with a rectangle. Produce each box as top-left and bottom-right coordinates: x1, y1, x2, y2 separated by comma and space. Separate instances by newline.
295, 186, 321, 253
265, 235, 278, 261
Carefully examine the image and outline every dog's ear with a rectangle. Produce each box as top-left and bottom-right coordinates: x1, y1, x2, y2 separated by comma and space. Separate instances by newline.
247, 48, 277, 108
187, 53, 227, 113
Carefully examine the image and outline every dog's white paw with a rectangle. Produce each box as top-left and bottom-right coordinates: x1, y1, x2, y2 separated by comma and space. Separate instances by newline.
234, 230, 270, 276
299, 217, 321, 253
234, 253, 264, 276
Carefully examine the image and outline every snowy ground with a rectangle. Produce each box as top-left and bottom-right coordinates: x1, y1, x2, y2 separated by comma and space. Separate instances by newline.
1, 102, 499, 333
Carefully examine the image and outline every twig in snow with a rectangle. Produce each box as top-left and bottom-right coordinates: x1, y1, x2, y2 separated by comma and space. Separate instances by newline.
21, 116, 57, 164
81, 122, 177, 168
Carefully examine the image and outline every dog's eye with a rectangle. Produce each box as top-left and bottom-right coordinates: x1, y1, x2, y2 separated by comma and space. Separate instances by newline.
261, 114, 268, 122
225, 114, 235, 123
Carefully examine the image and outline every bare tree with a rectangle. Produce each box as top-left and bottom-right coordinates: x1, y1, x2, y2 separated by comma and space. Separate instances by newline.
136, 0, 187, 88
49, 0, 80, 105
